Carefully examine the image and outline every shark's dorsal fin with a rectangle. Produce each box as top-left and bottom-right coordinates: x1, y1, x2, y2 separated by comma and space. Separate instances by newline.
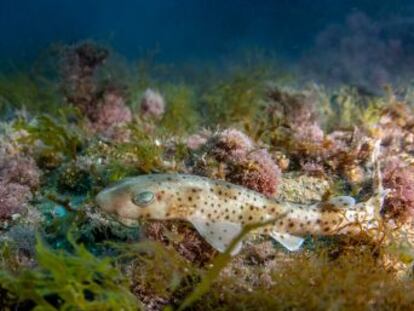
269, 231, 304, 251
188, 214, 243, 255
328, 196, 356, 208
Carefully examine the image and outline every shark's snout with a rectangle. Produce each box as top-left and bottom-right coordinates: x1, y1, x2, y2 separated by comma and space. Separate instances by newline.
95, 189, 115, 213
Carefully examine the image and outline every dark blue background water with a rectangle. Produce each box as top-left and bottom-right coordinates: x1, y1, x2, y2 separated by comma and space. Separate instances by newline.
0, 0, 411, 61
2, 0, 414, 88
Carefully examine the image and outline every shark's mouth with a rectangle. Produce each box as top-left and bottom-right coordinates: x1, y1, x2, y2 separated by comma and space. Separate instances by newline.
102, 212, 141, 228
116, 216, 141, 227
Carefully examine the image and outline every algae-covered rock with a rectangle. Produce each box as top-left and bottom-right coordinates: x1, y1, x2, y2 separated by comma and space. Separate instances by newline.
277, 173, 330, 203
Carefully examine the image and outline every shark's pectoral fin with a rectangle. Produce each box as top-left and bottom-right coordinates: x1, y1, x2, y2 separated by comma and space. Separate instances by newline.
269, 231, 304, 251
188, 214, 243, 255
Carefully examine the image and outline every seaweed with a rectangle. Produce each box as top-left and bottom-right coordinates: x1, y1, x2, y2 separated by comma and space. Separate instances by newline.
202, 69, 265, 126
57, 162, 93, 195
0, 236, 140, 310
329, 86, 384, 130
114, 240, 199, 306
0, 72, 61, 117
109, 123, 165, 173
102, 159, 139, 184
160, 84, 199, 135
13, 111, 85, 161
195, 243, 414, 311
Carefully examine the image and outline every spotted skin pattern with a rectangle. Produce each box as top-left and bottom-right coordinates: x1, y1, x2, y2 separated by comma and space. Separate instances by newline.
96, 174, 381, 253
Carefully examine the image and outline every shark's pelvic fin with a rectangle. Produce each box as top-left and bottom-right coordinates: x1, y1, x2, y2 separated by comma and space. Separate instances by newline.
269, 231, 305, 251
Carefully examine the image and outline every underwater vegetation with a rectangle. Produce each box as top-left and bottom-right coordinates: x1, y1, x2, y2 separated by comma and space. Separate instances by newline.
0, 236, 139, 310
0, 148, 41, 222
3, 41, 414, 310
191, 128, 281, 196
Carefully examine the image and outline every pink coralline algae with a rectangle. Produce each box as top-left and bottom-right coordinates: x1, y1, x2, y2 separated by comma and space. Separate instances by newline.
0, 183, 33, 220
0, 155, 41, 189
376, 102, 414, 156
266, 87, 325, 145
195, 129, 280, 197
0, 154, 41, 220
60, 42, 132, 139
139, 89, 166, 119
89, 86, 132, 137
208, 128, 254, 162
61, 41, 109, 118
293, 122, 325, 144
186, 130, 212, 150
382, 157, 414, 222
228, 149, 281, 197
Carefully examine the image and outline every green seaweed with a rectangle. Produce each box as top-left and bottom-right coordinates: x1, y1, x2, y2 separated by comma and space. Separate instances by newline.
13, 111, 84, 160
329, 86, 384, 130
160, 84, 199, 135
111, 123, 165, 173
202, 69, 265, 126
0, 236, 140, 310
103, 159, 139, 183
0, 72, 60, 116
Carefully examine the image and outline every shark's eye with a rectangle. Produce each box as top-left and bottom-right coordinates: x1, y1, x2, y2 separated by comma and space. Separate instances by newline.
133, 191, 155, 207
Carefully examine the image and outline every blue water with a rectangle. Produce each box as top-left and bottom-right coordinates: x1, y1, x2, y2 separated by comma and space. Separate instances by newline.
1, 0, 414, 90
0, 1, 411, 61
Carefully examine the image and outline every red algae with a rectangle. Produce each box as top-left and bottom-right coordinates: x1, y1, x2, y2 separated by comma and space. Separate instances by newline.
208, 128, 254, 162
61, 41, 109, 118
382, 157, 414, 222
0, 153, 40, 220
228, 149, 281, 196
89, 86, 132, 139
193, 129, 280, 196
60, 42, 132, 138
186, 130, 211, 150
0, 182, 32, 220
139, 89, 166, 120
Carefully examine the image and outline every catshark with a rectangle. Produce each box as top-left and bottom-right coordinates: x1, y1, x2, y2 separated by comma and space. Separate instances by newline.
96, 143, 387, 254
